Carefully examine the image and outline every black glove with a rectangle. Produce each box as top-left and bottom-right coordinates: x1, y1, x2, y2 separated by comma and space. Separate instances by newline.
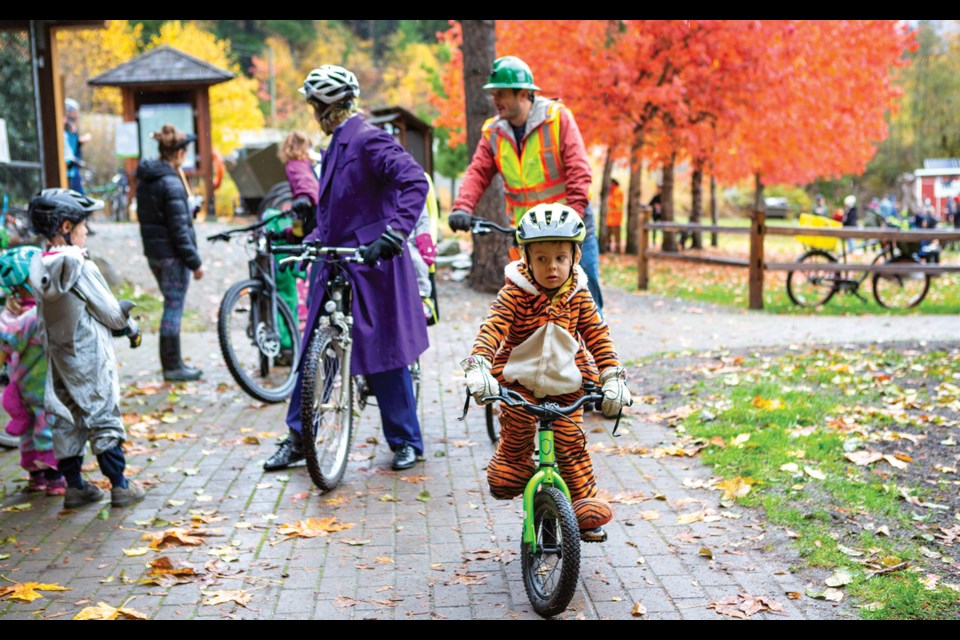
0, 372, 9, 387
291, 196, 314, 222
361, 227, 405, 266
448, 210, 473, 232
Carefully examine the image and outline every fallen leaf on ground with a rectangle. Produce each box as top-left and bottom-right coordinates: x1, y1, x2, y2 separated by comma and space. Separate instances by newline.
719, 476, 757, 500
804, 466, 826, 480
635, 510, 661, 521
631, 601, 646, 616
272, 517, 355, 543
844, 450, 884, 466
824, 568, 854, 587
0, 503, 32, 513
0, 582, 70, 602
122, 547, 152, 557
201, 589, 252, 607
708, 593, 786, 618
806, 587, 844, 602
141, 528, 209, 550
73, 601, 149, 620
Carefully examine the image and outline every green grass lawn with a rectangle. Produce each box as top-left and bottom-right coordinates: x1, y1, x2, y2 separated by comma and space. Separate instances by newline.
602, 217, 960, 315
651, 344, 960, 619
114, 281, 206, 334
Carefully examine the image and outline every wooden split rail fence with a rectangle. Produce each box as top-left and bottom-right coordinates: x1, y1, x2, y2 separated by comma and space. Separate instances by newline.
637, 210, 960, 310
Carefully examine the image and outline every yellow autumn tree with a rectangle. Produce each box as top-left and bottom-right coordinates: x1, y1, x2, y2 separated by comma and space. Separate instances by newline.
56, 20, 141, 114
379, 37, 442, 122
250, 36, 314, 132
297, 22, 378, 113
150, 21, 264, 155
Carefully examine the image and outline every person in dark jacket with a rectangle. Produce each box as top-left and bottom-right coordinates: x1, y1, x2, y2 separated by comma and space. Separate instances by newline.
135, 124, 204, 381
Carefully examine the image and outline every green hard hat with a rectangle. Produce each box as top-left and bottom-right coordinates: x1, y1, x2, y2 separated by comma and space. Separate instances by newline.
482, 56, 541, 91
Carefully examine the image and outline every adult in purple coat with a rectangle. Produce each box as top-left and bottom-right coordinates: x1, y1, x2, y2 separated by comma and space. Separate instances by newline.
265, 65, 429, 473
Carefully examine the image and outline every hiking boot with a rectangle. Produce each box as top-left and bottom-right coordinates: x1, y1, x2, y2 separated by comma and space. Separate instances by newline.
160, 335, 203, 382
63, 483, 105, 509
263, 434, 304, 471
580, 526, 608, 543
111, 481, 146, 507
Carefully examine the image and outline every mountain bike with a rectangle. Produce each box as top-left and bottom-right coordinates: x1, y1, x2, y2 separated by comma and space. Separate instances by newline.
278, 242, 422, 493
460, 384, 607, 618
444, 215, 518, 443
786, 213, 931, 309
207, 211, 301, 403
89, 169, 130, 221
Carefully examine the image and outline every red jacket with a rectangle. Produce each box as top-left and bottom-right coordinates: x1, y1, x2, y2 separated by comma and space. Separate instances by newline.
454, 99, 592, 218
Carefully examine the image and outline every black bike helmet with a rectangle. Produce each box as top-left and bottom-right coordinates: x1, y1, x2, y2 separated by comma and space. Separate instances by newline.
28, 188, 102, 240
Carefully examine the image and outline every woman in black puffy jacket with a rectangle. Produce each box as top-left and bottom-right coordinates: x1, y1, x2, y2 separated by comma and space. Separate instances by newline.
135, 124, 204, 381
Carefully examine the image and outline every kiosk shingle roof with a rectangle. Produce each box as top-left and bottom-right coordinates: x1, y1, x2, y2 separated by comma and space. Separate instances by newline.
88, 45, 234, 87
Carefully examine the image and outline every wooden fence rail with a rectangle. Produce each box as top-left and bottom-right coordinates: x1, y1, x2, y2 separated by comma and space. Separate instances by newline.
638, 209, 960, 310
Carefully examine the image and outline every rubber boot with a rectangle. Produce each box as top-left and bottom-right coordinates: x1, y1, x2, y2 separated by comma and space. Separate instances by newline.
160, 335, 203, 382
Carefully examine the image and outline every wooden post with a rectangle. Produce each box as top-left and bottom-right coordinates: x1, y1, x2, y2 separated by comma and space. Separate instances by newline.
638, 206, 649, 290
33, 21, 67, 188
748, 209, 765, 310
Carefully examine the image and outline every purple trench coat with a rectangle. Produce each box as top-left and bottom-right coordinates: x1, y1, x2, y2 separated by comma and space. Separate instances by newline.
300, 115, 429, 376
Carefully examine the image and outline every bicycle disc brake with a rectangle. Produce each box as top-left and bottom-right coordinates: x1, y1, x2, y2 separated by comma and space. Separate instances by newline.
254, 322, 282, 358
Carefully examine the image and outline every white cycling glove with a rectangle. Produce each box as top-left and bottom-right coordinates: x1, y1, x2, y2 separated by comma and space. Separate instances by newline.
599, 367, 633, 418
461, 354, 500, 405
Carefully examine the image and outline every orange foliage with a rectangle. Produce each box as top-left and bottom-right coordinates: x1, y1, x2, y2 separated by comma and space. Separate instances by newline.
431, 20, 914, 186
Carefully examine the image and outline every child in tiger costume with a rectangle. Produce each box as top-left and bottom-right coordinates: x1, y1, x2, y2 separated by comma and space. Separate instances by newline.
461, 203, 633, 542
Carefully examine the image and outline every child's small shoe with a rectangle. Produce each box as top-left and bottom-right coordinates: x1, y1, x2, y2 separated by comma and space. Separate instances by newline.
580, 526, 608, 543
25, 475, 46, 493
111, 481, 145, 508
45, 477, 67, 496
63, 483, 105, 509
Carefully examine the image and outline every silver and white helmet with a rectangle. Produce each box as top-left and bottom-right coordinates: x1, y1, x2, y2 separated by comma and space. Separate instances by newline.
299, 65, 360, 105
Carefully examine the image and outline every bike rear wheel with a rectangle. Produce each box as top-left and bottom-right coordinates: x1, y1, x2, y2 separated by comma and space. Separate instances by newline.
872, 255, 930, 309
301, 325, 354, 492
217, 279, 300, 403
521, 486, 581, 618
786, 249, 838, 307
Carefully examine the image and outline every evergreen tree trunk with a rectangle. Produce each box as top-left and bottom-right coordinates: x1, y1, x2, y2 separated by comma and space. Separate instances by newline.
690, 158, 703, 250
625, 129, 644, 255
661, 153, 678, 253
598, 146, 614, 254
461, 20, 509, 293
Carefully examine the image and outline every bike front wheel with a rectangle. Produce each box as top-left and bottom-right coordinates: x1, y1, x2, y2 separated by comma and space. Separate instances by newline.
786, 249, 838, 307
872, 255, 930, 309
521, 487, 581, 618
301, 325, 354, 492
217, 279, 300, 403
486, 404, 500, 442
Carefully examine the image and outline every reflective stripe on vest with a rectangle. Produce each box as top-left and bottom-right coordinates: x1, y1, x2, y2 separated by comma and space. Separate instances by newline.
483, 102, 566, 225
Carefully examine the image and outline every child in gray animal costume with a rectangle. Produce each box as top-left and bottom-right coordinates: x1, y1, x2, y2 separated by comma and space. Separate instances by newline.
28, 188, 145, 509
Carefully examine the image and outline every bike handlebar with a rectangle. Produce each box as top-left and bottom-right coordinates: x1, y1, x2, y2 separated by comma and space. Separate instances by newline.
482, 387, 604, 419
469, 216, 515, 237
276, 242, 365, 267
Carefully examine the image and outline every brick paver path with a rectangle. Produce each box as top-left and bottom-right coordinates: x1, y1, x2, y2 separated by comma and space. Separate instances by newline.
5, 219, 953, 620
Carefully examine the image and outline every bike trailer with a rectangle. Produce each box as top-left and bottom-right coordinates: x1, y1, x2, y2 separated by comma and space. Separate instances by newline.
797, 213, 841, 251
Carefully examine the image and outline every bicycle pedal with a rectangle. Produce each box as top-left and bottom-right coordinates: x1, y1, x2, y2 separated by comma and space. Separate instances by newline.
580, 527, 607, 543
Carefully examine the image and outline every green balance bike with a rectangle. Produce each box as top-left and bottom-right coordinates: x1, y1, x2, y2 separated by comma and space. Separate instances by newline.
463, 384, 608, 618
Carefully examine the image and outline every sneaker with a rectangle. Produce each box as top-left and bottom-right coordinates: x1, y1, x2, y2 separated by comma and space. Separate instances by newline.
46, 477, 67, 496
263, 435, 304, 471
26, 476, 46, 493
580, 526, 608, 543
111, 481, 145, 508
63, 483, 105, 509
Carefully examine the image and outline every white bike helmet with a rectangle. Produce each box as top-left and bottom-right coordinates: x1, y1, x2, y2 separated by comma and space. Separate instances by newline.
299, 65, 360, 105
516, 203, 586, 245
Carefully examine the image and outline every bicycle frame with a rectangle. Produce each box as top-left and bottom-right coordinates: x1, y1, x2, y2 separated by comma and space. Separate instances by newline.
522, 422, 572, 555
